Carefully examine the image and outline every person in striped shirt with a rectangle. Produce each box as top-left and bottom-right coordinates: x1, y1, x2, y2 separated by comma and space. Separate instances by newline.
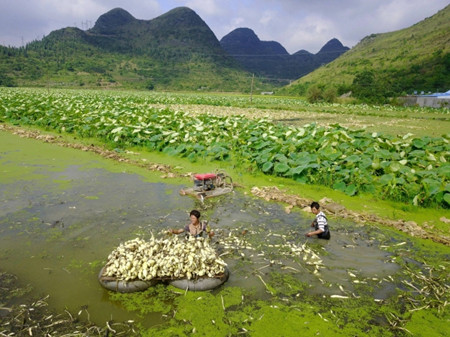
306, 201, 330, 240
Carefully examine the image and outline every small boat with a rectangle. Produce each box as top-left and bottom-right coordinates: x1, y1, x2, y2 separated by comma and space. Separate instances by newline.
180, 171, 233, 201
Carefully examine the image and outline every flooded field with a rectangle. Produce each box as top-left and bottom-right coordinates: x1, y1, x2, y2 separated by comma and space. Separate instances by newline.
1, 131, 449, 336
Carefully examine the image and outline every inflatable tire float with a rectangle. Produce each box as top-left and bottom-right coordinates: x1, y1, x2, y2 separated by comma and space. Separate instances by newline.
169, 267, 230, 291
98, 266, 158, 293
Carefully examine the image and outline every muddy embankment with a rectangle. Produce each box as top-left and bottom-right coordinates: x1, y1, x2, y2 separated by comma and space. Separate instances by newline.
1, 123, 449, 246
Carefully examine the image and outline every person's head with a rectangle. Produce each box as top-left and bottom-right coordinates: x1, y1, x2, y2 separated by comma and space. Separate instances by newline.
310, 201, 320, 215
189, 210, 201, 223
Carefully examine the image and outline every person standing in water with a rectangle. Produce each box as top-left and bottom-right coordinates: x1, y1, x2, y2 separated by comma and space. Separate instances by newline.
305, 202, 330, 240
169, 210, 214, 238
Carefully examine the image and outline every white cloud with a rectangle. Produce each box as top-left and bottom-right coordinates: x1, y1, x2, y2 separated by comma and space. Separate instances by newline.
0, 0, 161, 46
373, 0, 437, 31
182, 0, 223, 16
259, 10, 277, 26
286, 16, 337, 53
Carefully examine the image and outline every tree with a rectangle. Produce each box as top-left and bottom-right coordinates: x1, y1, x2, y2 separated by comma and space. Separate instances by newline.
145, 80, 154, 90
306, 85, 322, 103
352, 70, 375, 99
352, 70, 389, 103
0, 71, 17, 87
322, 87, 337, 103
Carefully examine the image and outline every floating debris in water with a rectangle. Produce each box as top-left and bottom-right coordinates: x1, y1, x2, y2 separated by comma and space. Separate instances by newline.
216, 227, 324, 276
330, 295, 350, 299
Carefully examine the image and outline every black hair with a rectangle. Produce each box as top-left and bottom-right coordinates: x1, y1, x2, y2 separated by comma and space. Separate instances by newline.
310, 201, 320, 210
190, 210, 201, 219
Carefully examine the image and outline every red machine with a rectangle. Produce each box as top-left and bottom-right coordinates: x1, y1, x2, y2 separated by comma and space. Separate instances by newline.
193, 173, 218, 192
180, 171, 233, 200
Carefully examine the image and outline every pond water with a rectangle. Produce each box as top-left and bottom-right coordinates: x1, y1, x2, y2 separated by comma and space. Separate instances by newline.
0, 132, 405, 329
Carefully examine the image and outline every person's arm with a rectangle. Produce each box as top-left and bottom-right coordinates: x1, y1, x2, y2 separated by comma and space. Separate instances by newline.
169, 228, 184, 234
306, 228, 324, 237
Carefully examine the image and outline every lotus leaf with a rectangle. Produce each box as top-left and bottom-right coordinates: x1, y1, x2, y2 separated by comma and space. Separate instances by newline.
292, 165, 306, 176
274, 163, 290, 174
345, 154, 360, 163
273, 154, 288, 163
378, 174, 395, 186
389, 162, 402, 173
422, 178, 442, 196
359, 157, 372, 169
437, 165, 450, 178
374, 149, 392, 159
412, 138, 426, 149
345, 184, 357, 196
444, 193, 450, 205
333, 181, 347, 192
319, 147, 342, 161
262, 161, 273, 173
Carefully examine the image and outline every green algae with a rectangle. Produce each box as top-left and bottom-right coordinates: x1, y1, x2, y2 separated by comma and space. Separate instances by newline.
139, 287, 244, 336
51, 179, 72, 190
405, 309, 450, 336
103, 246, 448, 336
0, 132, 89, 184
137, 290, 398, 337
237, 301, 340, 337
406, 236, 450, 267
109, 284, 175, 316
84, 195, 99, 200
105, 276, 405, 337
170, 287, 243, 335
0, 130, 171, 186
266, 272, 309, 296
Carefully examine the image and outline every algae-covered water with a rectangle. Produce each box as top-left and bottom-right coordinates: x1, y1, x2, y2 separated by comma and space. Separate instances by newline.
1, 131, 449, 336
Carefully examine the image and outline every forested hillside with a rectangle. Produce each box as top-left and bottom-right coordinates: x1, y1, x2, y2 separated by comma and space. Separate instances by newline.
280, 5, 450, 102
0, 7, 262, 92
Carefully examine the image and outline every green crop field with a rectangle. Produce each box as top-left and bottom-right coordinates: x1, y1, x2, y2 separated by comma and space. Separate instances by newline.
1, 87, 449, 209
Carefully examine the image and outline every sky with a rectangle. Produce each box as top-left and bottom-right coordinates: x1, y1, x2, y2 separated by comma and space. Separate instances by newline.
0, 0, 448, 54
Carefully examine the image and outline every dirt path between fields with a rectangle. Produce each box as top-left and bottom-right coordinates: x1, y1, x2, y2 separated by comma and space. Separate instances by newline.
1, 123, 449, 246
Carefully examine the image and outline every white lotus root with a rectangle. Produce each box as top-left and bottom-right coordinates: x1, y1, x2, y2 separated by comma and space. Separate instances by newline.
104, 235, 227, 281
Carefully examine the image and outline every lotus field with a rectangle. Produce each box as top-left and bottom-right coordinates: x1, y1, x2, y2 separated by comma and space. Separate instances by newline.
1, 87, 449, 208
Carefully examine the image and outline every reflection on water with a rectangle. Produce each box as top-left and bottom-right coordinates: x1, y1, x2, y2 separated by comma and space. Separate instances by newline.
1, 155, 403, 327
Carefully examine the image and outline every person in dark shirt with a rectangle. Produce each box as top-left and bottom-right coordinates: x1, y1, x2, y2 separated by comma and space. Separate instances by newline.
169, 210, 214, 238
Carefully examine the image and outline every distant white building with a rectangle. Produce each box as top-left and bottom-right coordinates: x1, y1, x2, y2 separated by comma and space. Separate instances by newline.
401, 90, 450, 108
416, 90, 450, 108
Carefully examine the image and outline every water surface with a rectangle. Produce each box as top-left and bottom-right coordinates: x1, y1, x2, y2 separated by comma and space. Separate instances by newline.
0, 131, 407, 327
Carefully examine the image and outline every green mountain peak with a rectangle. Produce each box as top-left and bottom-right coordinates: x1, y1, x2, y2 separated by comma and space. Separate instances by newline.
91, 8, 136, 34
